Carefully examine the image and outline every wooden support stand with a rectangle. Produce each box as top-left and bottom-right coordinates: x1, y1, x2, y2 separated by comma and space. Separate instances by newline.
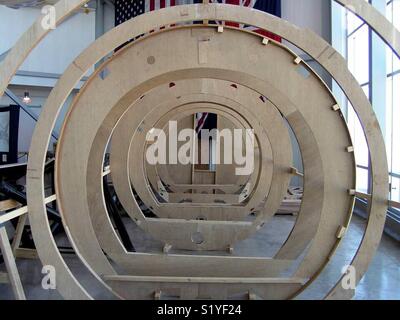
0, 226, 26, 300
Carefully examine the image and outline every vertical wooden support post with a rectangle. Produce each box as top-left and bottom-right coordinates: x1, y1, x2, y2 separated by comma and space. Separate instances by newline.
11, 214, 28, 254
0, 226, 26, 300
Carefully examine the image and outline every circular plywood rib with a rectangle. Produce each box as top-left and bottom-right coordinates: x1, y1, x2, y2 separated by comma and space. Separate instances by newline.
55, 26, 353, 299
9, 3, 388, 299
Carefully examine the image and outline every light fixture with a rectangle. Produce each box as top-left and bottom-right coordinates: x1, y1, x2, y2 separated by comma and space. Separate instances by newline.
83, 3, 90, 15
23, 91, 31, 104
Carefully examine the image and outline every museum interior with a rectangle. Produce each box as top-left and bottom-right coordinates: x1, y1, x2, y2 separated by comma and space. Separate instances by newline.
0, 0, 399, 301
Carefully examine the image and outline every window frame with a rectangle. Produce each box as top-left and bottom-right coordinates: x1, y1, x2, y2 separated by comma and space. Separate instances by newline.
340, 0, 400, 222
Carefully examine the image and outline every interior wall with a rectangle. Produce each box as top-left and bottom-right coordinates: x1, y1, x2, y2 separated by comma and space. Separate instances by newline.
0, 5, 95, 158
0, 6, 95, 84
282, 0, 332, 85
282, 0, 332, 41
104, 1, 115, 33
0, 86, 77, 155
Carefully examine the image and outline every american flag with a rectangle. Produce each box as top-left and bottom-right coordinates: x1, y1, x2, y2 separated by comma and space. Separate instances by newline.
195, 112, 209, 133
116, 1, 181, 25
116, 1, 281, 34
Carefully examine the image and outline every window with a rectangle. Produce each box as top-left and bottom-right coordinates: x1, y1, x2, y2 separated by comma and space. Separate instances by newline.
386, 0, 400, 203
346, 5, 370, 193
331, 0, 400, 236
344, 0, 400, 206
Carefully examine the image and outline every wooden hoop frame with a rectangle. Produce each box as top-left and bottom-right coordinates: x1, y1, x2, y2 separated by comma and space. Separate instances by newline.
0, 1, 392, 299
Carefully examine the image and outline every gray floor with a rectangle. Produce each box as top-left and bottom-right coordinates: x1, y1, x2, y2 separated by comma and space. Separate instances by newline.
1, 215, 399, 300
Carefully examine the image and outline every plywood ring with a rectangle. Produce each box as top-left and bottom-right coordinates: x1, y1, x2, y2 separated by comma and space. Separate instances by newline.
0, 2, 388, 299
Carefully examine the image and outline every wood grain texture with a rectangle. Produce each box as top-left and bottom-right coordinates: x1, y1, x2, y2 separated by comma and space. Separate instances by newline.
18, 3, 390, 299
0, 226, 26, 300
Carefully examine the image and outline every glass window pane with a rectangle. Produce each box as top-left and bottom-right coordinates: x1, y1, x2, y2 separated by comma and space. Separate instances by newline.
386, 0, 400, 73
386, 47, 394, 75
386, 0, 400, 205
393, 56, 400, 73
386, 76, 393, 171
347, 96, 369, 168
392, 73, 400, 175
393, 0, 400, 30
386, 0, 393, 23
392, 0, 400, 71
357, 167, 369, 193
361, 84, 370, 100
347, 10, 363, 34
346, 0, 369, 34
348, 24, 370, 84
391, 176, 400, 203
386, 48, 400, 75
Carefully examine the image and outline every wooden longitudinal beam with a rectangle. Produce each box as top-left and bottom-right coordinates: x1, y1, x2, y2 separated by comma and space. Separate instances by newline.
0, 199, 20, 212
103, 275, 306, 300
0, 195, 56, 225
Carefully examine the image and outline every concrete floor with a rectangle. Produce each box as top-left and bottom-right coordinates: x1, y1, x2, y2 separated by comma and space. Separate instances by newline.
1, 215, 399, 300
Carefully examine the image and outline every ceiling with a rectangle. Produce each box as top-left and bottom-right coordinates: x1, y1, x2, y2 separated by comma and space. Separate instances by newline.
0, 0, 58, 9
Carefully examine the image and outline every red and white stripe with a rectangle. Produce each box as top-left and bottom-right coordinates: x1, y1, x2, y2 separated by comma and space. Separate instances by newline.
195, 113, 209, 133
209, 0, 281, 42
145, 1, 280, 42
146, 0, 176, 12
